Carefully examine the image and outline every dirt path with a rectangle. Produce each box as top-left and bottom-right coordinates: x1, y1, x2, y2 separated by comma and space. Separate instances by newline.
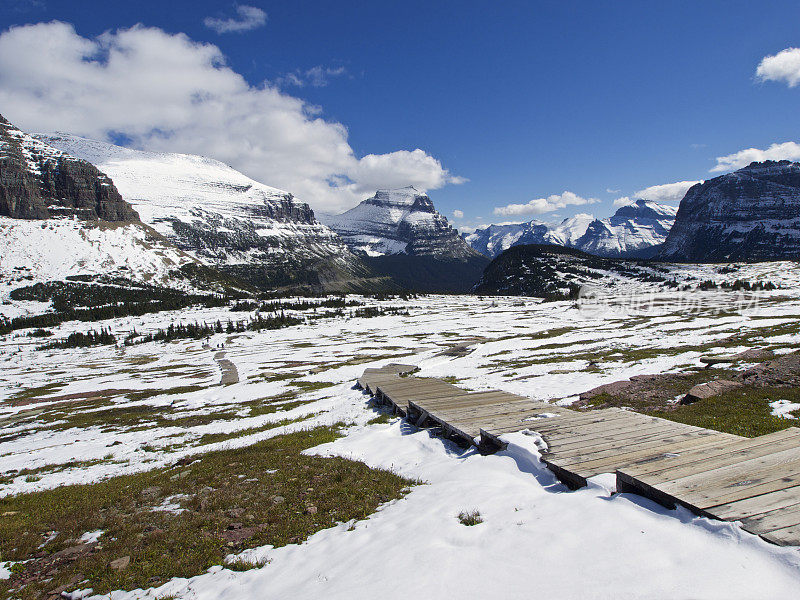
213, 351, 239, 385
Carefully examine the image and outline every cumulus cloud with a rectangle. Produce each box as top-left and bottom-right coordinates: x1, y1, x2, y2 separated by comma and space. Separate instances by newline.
633, 181, 701, 203
0, 22, 463, 213
452, 209, 464, 219
493, 191, 598, 216
277, 65, 348, 88
711, 142, 800, 172
204, 5, 267, 34
756, 47, 800, 87
613, 196, 633, 207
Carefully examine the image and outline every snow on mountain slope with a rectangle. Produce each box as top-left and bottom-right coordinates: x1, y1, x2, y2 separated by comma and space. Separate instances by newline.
0, 217, 193, 291
661, 160, 800, 262
36, 134, 355, 272
576, 200, 678, 258
322, 186, 479, 259
466, 201, 676, 259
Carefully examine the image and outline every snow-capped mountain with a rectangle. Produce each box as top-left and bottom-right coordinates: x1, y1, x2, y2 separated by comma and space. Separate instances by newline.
463, 213, 595, 258
575, 200, 678, 258
37, 134, 366, 289
0, 115, 137, 222
0, 115, 191, 287
322, 186, 479, 259
661, 160, 800, 262
465, 200, 676, 259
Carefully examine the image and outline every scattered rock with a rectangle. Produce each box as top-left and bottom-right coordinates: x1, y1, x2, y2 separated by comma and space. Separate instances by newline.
109, 555, 130, 571
140, 486, 161, 498
227, 507, 245, 518
681, 380, 744, 405
271, 495, 285, 504
305, 506, 318, 515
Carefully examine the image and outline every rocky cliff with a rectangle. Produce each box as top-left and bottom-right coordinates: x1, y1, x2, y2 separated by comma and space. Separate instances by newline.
321, 186, 489, 292
37, 134, 377, 291
322, 186, 480, 259
660, 161, 800, 262
0, 115, 137, 222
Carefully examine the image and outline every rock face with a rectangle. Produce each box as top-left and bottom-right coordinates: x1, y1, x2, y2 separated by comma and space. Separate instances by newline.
575, 200, 677, 258
37, 133, 372, 291
660, 160, 800, 262
0, 115, 138, 222
322, 186, 479, 259
465, 201, 676, 259
322, 186, 489, 292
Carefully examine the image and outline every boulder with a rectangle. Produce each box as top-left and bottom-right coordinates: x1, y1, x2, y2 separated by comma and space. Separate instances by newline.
681, 380, 744, 405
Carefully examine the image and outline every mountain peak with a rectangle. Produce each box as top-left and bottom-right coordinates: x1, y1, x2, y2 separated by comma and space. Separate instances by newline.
323, 188, 478, 259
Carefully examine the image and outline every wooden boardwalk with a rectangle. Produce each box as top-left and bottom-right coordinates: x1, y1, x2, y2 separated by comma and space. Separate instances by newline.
359, 365, 800, 546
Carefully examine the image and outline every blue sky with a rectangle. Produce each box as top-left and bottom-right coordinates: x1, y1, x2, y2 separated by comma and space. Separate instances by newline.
1, 0, 800, 228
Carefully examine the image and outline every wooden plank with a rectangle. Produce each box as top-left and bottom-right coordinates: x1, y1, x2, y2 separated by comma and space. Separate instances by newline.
483, 410, 640, 435
668, 460, 800, 511
553, 435, 736, 479
619, 428, 800, 480
491, 409, 645, 434
739, 501, 800, 534
633, 431, 800, 487
551, 431, 731, 468
761, 523, 800, 546
709, 485, 800, 520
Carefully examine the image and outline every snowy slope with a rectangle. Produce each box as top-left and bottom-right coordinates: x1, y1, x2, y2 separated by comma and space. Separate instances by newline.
0, 217, 193, 290
466, 201, 676, 259
322, 186, 478, 259
36, 134, 355, 270
576, 200, 678, 258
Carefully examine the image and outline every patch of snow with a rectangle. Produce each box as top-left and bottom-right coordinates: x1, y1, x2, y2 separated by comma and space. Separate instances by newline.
770, 400, 800, 419
79, 529, 104, 544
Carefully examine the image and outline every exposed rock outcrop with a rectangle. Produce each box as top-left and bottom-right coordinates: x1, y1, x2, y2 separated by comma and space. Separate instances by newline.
660, 160, 800, 262
323, 186, 480, 259
0, 115, 137, 222
37, 133, 377, 292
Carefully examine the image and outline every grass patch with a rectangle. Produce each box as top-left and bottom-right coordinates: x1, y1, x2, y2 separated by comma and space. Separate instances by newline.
6, 382, 67, 404
457, 510, 483, 526
649, 386, 800, 437
0, 427, 415, 599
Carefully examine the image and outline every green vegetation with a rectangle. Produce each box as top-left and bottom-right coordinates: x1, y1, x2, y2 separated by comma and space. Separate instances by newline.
0, 427, 416, 599
1, 280, 232, 335
457, 510, 483, 526
41, 327, 116, 349
650, 386, 800, 438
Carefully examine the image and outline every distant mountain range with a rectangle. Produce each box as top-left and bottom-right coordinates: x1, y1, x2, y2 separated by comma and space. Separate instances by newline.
660, 160, 800, 262
4, 110, 800, 297
464, 199, 677, 259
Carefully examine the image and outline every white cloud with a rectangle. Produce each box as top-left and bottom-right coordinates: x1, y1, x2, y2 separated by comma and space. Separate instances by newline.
606, 188, 620, 194
277, 65, 348, 88
756, 47, 800, 87
0, 22, 463, 214
711, 142, 800, 172
204, 5, 267, 34
452, 209, 464, 219
493, 191, 598, 216
613, 196, 633, 207
633, 181, 700, 203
